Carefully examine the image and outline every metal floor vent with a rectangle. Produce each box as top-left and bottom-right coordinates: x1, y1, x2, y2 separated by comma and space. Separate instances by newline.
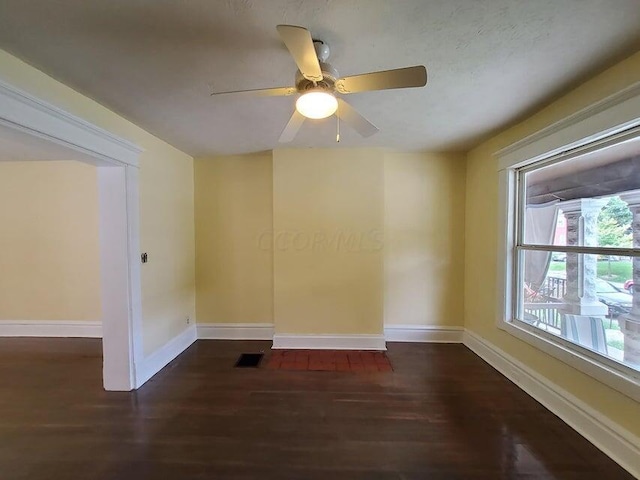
234, 353, 264, 368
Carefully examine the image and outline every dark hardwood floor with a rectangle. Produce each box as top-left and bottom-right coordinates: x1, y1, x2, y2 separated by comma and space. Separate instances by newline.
0, 338, 634, 479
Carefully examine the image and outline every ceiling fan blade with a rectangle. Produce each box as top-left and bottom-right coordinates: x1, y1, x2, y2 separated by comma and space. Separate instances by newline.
336, 99, 379, 138
279, 110, 305, 143
276, 25, 323, 82
335, 65, 427, 94
210, 86, 296, 98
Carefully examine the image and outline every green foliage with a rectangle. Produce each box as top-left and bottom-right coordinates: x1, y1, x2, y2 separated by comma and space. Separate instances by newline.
598, 196, 632, 248
598, 216, 632, 248
549, 260, 632, 283
606, 337, 624, 351
597, 260, 633, 283
548, 262, 565, 272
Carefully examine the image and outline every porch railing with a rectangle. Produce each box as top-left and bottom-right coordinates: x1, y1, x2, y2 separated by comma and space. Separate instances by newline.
523, 302, 562, 330
524, 276, 566, 330
543, 276, 567, 300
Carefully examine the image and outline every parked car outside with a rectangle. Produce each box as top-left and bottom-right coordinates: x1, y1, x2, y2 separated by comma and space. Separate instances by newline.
551, 252, 566, 262
624, 279, 635, 293
596, 279, 632, 318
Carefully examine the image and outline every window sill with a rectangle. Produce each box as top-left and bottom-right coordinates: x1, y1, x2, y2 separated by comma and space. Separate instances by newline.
499, 319, 640, 402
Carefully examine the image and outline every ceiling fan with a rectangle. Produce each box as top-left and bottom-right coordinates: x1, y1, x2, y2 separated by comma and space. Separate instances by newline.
210, 25, 428, 143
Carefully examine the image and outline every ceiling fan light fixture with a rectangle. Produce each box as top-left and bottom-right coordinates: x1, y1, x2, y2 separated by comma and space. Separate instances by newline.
295, 90, 338, 119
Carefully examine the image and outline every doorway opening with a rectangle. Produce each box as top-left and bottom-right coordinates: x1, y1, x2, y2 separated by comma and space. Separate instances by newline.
0, 84, 143, 391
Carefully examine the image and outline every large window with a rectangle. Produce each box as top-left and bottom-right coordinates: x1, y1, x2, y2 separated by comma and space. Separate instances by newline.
512, 133, 640, 376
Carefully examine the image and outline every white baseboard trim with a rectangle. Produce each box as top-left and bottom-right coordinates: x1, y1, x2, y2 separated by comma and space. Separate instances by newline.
462, 329, 640, 479
135, 324, 197, 388
197, 323, 274, 340
272, 333, 386, 350
385, 325, 464, 343
0, 320, 102, 338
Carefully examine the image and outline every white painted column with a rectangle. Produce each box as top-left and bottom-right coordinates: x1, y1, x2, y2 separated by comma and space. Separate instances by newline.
97, 165, 143, 391
618, 190, 640, 367
559, 199, 608, 316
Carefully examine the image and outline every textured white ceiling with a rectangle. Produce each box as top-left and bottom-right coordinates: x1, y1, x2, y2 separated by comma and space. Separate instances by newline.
0, 0, 639, 156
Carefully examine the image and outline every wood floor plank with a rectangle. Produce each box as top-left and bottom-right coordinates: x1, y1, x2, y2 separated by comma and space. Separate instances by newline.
0, 338, 634, 479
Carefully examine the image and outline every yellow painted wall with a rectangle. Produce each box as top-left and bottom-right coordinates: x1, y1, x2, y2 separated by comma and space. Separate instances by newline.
465, 50, 640, 437
384, 152, 466, 326
272, 148, 385, 335
139, 145, 195, 354
0, 160, 100, 321
194, 154, 273, 324
193, 149, 466, 333
0, 49, 195, 355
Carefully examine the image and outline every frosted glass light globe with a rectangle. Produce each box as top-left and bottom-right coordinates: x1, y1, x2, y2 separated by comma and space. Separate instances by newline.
296, 91, 338, 119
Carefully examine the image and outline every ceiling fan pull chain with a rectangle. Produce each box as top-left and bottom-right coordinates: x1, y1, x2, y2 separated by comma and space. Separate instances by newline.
336, 105, 340, 143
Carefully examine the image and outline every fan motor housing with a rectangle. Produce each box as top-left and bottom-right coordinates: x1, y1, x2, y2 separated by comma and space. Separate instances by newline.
295, 62, 340, 93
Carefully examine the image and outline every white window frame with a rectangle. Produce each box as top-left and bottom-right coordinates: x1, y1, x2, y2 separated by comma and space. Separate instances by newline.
496, 80, 640, 402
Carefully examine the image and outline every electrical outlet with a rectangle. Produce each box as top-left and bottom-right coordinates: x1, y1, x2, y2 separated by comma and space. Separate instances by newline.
186, 316, 190, 325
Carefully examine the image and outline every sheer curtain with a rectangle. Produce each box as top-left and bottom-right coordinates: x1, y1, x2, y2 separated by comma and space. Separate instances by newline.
524, 201, 559, 292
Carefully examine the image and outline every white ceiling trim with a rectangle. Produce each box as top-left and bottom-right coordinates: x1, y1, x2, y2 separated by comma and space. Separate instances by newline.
0, 79, 143, 167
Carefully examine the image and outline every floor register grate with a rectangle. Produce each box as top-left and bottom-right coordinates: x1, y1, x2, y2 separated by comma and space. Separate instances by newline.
234, 353, 264, 368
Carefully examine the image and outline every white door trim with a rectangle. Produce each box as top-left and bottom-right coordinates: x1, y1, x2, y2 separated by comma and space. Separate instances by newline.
0, 80, 141, 167
0, 79, 143, 391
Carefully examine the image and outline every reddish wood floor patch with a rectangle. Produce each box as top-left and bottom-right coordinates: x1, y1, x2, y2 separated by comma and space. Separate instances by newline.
266, 350, 393, 372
